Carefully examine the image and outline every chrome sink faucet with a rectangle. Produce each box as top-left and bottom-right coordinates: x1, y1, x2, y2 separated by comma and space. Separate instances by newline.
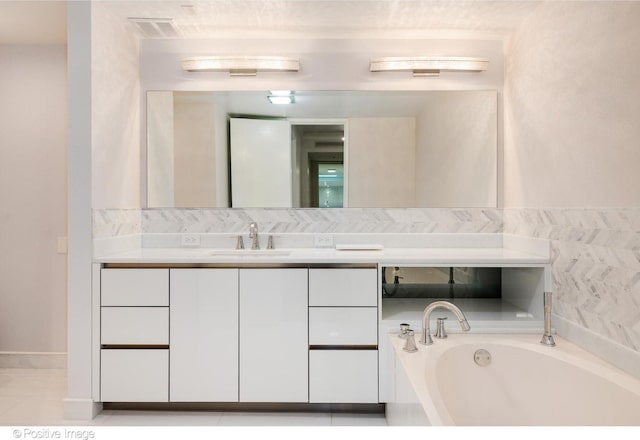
249, 222, 259, 250
420, 301, 471, 345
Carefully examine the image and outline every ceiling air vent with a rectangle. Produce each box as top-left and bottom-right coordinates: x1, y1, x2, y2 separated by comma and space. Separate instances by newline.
128, 18, 179, 38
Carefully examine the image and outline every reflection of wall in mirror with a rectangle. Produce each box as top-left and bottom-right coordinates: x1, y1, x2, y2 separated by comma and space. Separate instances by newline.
173, 95, 217, 207
415, 91, 497, 207
147, 92, 219, 207
348, 118, 416, 208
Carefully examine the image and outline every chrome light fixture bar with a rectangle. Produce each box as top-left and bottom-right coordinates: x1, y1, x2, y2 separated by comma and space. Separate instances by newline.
370, 56, 489, 77
182, 56, 300, 77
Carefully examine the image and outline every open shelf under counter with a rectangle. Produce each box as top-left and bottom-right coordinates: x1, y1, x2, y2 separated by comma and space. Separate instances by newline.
381, 297, 542, 333
379, 265, 549, 334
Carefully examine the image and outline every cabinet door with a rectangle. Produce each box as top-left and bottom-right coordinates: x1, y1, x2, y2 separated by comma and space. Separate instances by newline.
309, 350, 378, 403
101, 269, 169, 306
101, 349, 168, 402
309, 268, 377, 306
170, 269, 239, 402
309, 307, 378, 346
239, 268, 308, 402
101, 307, 169, 345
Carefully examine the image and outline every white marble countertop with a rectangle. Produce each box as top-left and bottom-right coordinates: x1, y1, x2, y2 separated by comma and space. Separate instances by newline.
94, 246, 549, 265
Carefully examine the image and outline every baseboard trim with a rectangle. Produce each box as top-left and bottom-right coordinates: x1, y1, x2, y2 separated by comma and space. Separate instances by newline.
104, 402, 385, 413
0, 351, 67, 369
64, 398, 102, 420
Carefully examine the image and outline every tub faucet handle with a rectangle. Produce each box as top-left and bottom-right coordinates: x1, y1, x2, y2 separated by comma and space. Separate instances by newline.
399, 323, 410, 339
249, 222, 259, 250
540, 291, 556, 347
435, 317, 448, 339
402, 330, 418, 353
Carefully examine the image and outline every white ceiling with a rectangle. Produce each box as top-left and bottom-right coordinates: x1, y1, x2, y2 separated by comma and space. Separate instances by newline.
106, 0, 543, 40
0, 1, 545, 45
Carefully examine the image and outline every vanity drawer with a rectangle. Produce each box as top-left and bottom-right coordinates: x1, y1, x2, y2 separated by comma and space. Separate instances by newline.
309, 268, 377, 307
309, 307, 377, 346
309, 350, 378, 403
101, 307, 169, 345
101, 269, 169, 306
101, 349, 169, 402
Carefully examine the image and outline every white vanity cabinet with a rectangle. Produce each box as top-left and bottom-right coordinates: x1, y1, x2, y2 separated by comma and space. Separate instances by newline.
239, 268, 309, 402
308, 268, 379, 403
99, 268, 169, 402
169, 268, 239, 402
97, 265, 379, 405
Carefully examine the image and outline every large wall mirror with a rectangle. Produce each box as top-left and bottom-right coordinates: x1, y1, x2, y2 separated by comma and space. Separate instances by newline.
146, 90, 497, 208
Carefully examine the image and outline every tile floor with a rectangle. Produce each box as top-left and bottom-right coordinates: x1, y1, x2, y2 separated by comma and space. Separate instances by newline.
0, 368, 387, 427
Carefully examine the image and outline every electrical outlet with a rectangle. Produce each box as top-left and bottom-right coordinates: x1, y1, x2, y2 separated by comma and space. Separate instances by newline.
181, 234, 201, 247
314, 235, 334, 248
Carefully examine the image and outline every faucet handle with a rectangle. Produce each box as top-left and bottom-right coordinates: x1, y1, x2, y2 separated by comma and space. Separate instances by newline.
399, 323, 410, 338
402, 330, 418, 353
236, 235, 244, 250
435, 317, 448, 339
267, 235, 274, 250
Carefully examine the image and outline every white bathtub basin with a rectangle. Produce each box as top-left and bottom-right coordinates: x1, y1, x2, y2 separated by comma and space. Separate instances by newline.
389, 333, 640, 426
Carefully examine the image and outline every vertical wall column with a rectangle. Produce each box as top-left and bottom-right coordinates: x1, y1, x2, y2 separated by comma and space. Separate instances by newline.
65, 0, 98, 420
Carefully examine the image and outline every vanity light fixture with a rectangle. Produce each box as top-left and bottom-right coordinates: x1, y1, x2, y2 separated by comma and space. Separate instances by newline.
268, 95, 295, 105
181, 56, 300, 77
269, 90, 294, 96
268, 90, 295, 105
369, 56, 489, 77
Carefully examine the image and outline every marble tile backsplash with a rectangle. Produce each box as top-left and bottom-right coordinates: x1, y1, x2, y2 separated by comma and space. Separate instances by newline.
140, 208, 503, 234
504, 208, 640, 352
93, 208, 141, 239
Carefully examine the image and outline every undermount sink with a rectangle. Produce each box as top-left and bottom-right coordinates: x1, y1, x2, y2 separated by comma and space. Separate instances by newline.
209, 249, 292, 257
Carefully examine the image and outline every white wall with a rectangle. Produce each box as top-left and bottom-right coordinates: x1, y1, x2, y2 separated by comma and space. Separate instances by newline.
0, 45, 67, 352
504, 1, 640, 208
146, 91, 174, 207
91, 3, 140, 209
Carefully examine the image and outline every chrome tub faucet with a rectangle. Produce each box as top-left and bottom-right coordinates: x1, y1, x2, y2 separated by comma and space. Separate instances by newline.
420, 301, 471, 345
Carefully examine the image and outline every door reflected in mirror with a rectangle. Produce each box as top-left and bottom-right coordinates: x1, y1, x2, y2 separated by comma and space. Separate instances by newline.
294, 124, 344, 209
146, 90, 497, 209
